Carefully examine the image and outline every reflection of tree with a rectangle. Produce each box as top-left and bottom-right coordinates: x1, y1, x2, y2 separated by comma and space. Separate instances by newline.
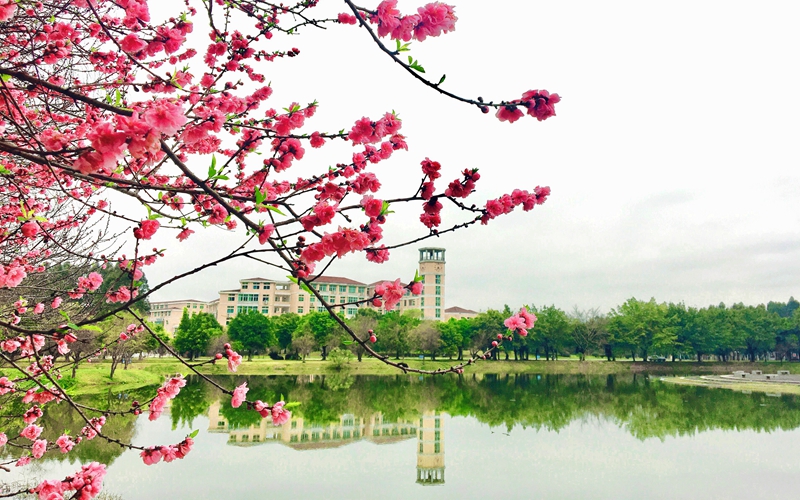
170, 377, 214, 430
22, 374, 800, 466
0, 386, 152, 465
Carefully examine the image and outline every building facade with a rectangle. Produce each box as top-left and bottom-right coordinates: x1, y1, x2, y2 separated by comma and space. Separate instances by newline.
418, 247, 445, 320
216, 276, 371, 326
152, 247, 472, 327
148, 299, 214, 334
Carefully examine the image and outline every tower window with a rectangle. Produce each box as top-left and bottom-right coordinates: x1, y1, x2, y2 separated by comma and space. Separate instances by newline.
435, 275, 441, 284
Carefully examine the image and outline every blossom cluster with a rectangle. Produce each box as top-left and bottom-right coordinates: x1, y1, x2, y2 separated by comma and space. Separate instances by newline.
148, 375, 187, 421
140, 437, 194, 466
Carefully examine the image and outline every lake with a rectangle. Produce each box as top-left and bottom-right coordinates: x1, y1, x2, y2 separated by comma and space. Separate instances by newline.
5, 373, 800, 499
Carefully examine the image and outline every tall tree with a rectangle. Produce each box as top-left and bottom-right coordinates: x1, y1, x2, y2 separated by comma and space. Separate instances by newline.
227, 309, 276, 361
173, 311, 223, 360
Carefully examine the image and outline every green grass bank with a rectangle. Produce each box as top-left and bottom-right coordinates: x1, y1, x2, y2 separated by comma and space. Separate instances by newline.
48, 357, 800, 394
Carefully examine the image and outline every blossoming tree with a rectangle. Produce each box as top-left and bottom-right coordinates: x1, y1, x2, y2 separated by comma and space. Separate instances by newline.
0, 0, 555, 496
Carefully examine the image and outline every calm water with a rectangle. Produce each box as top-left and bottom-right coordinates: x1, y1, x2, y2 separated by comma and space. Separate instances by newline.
5, 373, 800, 499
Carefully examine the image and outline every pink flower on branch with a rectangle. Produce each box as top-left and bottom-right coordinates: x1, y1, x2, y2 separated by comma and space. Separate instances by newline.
231, 382, 248, 408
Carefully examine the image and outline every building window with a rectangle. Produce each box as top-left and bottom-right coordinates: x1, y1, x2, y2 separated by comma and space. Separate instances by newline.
276, 284, 290, 290
238, 294, 259, 302
409, 300, 415, 306
348, 296, 358, 303
319, 284, 327, 291
436, 297, 441, 307
421, 275, 426, 283
241, 283, 248, 289
348, 285, 356, 293
339, 285, 347, 293
200, 305, 204, 309
358, 287, 365, 294
317, 307, 325, 312
435, 308, 441, 318
237, 305, 258, 313
263, 296, 269, 302
297, 307, 304, 314
262, 307, 269, 314
192, 304, 197, 308
435, 286, 441, 295
253, 283, 260, 290
339, 297, 346, 303
298, 295, 304, 302
435, 275, 441, 284
228, 295, 235, 301
347, 308, 357, 316
435, 443, 440, 453
310, 296, 316, 302
421, 298, 425, 306
227, 306, 234, 314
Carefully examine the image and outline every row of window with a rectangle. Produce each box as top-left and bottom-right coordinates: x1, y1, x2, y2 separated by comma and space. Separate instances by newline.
153, 303, 205, 310
229, 293, 299, 303
311, 284, 365, 294
228, 305, 304, 315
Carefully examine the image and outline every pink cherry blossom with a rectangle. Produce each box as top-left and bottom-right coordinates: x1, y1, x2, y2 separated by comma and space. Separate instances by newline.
21, 424, 43, 441
56, 434, 76, 453
32, 439, 47, 459
143, 101, 186, 136
271, 401, 292, 426
133, 219, 160, 240
231, 382, 248, 408
0, 0, 17, 21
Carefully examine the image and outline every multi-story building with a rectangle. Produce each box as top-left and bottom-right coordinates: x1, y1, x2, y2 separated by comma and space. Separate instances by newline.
444, 306, 478, 321
156, 247, 460, 326
148, 299, 215, 334
418, 247, 445, 320
216, 276, 370, 326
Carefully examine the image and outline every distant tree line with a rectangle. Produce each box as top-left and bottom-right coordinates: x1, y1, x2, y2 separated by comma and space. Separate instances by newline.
142, 297, 800, 364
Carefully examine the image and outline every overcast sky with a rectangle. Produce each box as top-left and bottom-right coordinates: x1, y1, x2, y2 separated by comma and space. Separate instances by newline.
140, 0, 800, 314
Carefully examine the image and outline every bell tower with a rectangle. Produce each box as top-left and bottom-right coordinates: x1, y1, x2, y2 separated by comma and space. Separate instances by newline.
418, 248, 445, 321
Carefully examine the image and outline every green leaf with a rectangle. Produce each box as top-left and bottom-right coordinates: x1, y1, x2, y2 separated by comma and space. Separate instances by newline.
286, 276, 298, 284
189, 429, 199, 439
207, 155, 217, 178
59, 310, 71, 322
67, 322, 80, 330
81, 325, 103, 333
114, 89, 122, 107
438, 74, 446, 85
0, 165, 11, 174
254, 187, 266, 205
342, 340, 354, 345
266, 205, 285, 217
0, 74, 11, 82
284, 401, 301, 409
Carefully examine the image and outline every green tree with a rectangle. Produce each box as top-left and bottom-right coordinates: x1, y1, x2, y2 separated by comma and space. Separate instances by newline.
376, 310, 420, 359
227, 309, 276, 361
347, 309, 379, 361
529, 305, 571, 360
274, 313, 301, 352
173, 310, 223, 360
608, 298, 673, 361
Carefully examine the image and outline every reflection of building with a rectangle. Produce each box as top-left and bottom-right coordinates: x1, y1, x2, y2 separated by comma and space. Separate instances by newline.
207, 402, 444, 485
417, 411, 445, 485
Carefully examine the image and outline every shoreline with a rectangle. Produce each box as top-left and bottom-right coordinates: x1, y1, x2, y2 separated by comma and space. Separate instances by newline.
44, 358, 800, 395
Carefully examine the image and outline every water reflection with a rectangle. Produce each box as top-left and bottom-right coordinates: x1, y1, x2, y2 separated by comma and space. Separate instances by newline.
5, 373, 800, 499
208, 401, 446, 485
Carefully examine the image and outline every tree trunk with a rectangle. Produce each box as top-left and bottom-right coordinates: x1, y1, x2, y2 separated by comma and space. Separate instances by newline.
72, 361, 78, 379
357, 351, 362, 362
321, 345, 328, 361
457, 347, 463, 361
248, 350, 254, 361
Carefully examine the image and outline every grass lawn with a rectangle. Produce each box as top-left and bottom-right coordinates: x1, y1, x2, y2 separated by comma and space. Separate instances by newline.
50, 354, 800, 394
